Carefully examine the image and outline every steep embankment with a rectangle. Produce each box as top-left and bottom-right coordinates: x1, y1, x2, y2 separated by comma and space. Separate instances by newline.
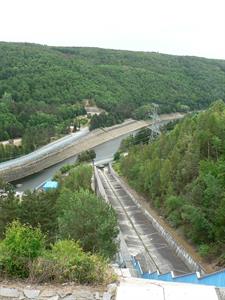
119, 101, 225, 267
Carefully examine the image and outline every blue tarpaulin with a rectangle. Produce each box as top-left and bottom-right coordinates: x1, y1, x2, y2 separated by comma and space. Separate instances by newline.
43, 181, 58, 191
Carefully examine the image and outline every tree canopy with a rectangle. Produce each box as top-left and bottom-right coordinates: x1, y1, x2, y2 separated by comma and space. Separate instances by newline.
1, 42, 225, 121
119, 101, 225, 265
0, 164, 118, 259
1, 42, 225, 159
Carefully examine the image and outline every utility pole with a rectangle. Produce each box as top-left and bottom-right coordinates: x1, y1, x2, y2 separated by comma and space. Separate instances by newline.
149, 103, 161, 140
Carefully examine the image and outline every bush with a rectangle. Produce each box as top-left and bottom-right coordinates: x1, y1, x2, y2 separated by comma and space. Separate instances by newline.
62, 164, 92, 191
167, 211, 182, 228
198, 244, 210, 258
165, 195, 183, 227
113, 162, 122, 176
0, 241, 7, 274
60, 164, 74, 174
165, 195, 184, 215
77, 150, 96, 163
113, 151, 121, 161
18, 190, 58, 244
0, 221, 45, 278
0, 189, 58, 244
57, 189, 119, 258
29, 240, 115, 284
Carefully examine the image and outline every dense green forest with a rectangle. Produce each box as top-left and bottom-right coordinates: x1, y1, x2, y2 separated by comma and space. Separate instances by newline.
0, 164, 118, 282
89, 112, 124, 130
1, 42, 225, 159
118, 101, 225, 265
0, 89, 85, 160
1, 42, 225, 120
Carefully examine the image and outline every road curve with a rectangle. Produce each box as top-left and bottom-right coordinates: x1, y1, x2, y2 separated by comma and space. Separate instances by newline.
0, 114, 184, 182
0, 119, 148, 181
0, 127, 89, 171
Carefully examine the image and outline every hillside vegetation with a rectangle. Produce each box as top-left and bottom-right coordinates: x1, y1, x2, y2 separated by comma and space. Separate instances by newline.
0, 164, 118, 283
1, 42, 225, 118
119, 101, 225, 265
1, 42, 225, 159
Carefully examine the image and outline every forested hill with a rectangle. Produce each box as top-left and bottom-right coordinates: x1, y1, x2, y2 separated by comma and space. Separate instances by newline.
1, 42, 225, 156
119, 101, 225, 266
1, 42, 225, 118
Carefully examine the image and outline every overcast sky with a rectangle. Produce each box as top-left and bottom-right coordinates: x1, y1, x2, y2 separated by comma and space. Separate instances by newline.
0, 0, 225, 59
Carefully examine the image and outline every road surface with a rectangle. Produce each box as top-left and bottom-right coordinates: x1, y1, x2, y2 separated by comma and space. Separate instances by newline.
0, 127, 89, 171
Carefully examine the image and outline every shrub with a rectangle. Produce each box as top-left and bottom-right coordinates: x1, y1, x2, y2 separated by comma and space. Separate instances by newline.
198, 244, 210, 258
57, 189, 119, 258
113, 151, 121, 161
0, 241, 7, 275
60, 164, 74, 174
167, 211, 182, 228
62, 164, 92, 191
165, 195, 184, 215
113, 162, 122, 176
0, 221, 45, 278
29, 240, 115, 284
77, 150, 96, 163
18, 190, 58, 244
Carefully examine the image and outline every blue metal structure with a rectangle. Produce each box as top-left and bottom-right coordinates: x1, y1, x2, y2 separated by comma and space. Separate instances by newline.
131, 256, 225, 288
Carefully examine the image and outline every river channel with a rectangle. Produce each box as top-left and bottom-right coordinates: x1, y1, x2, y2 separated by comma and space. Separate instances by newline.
13, 130, 138, 192
13, 117, 173, 192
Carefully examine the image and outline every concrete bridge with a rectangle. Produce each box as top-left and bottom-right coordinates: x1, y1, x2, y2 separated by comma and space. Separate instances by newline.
0, 113, 184, 182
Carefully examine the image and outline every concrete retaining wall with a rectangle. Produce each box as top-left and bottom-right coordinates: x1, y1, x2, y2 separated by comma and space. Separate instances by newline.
0, 113, 184, 182
0, 120, 149, 182
94, 166, 137, 277
94, 166, 109, 202
108, 164, 204, 274
0, 284, 117, 300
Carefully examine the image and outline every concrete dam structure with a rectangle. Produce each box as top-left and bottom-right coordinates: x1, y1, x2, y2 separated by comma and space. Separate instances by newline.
0, 114, 184, 182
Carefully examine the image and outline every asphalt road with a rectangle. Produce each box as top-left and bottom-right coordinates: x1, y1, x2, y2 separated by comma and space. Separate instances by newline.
13, 128, 141, 191
0, 114, 184, 173
0, 127, 89, 171
0, 119, 138, 175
